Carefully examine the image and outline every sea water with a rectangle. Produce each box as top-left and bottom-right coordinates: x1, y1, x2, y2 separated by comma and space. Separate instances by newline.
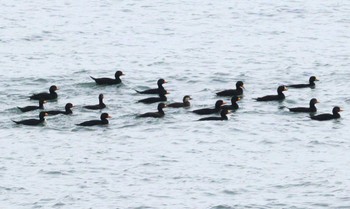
1, 0, 350, 208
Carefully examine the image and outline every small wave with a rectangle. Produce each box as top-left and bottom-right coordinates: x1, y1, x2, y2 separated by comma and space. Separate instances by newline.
0, 186, 26, 192
222, 190, 238, 195
52, 202, 65, 208
38, 170, 66, 175
210, 205, 235, 209
131, 206, 154, 209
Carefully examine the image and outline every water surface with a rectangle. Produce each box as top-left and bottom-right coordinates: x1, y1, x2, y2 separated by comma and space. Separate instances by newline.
1, 0, 350, 208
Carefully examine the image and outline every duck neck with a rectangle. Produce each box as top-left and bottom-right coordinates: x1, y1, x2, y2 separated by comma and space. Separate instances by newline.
310, 102, 316, 109
115, 75, 121, 82
49, 89, 56, 94
232, 102, 239, 109
309, 103, 316, 111
158, 107, 164, 115
277, 90, 284, 96
333, 111, 340, 118
158, 83, 164, 90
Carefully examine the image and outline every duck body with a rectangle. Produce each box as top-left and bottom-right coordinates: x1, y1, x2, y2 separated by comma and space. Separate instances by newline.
77, 113, 111, 126
199, 109, 229, 121
30, 85, 58, 100
256, 86, 287, 101
168, 95, 191, 108
17, 100, 45, 112
287, 76, 318, 88
83, 103, 106, 110
287, 98, 318, 113
216, 81, 244, 96
45, 103, 73, 116
136, 79, 167, 95
193, 100, 225, 115
256, 94, 284, 101
138, 94, 167, 104
90, 71, 124, 85
289, 107, 316, 113
311, 107, 342, 121
139, 103, 166, 118
83, 94, 106, 110
77, 119, 107, 126
221, 96, 240, 110
12, 112, 48, 126
288, 84, 312, 88
90, 77, 121, 85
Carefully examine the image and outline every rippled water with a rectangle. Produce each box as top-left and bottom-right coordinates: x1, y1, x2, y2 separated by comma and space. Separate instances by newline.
1, 0, 350, 208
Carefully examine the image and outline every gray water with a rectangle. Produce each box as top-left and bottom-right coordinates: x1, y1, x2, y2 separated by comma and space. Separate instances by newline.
1, 0, 350, 208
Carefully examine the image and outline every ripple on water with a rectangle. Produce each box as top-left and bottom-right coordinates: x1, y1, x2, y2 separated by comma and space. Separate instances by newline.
210, 205, 236, 209
1, 0, 350, 208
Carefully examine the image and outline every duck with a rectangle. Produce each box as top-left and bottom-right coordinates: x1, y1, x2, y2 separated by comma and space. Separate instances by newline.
255, 85, 287, 101
135, 79, 167, 94
216, 81, 244, 96
30, 85, 58, 100
287, 76, 318, 88
83, 94, 106, 110
198, 109, 230, 121
192, 100, 225, 115
311, 106, 342, 121
137, 92, 167, 104
44, 103, 74, 115
138, 103, 167, 118
221, 96, 240, 110
90, 71, 124, 85
167, 95, 192, 108
285, 98, 318, 113
76, 113, 111, 126
17, 99, 46, 112
12, 112, 48, 126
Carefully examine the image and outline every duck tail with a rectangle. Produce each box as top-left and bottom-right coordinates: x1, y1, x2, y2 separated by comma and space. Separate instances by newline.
12, 120, 20, 124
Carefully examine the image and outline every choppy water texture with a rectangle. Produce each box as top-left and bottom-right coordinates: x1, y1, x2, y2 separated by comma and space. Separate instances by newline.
1, 0, 350, 208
